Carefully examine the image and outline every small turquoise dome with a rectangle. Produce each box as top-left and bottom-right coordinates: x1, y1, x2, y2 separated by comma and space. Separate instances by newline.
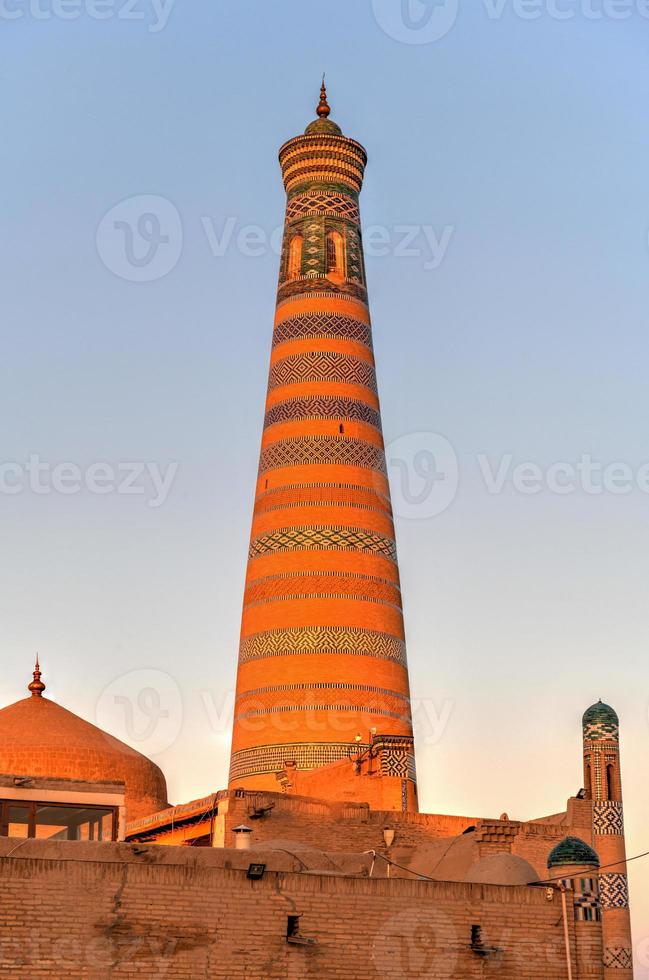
548, 837, 600, 869
583, 701, 619, 741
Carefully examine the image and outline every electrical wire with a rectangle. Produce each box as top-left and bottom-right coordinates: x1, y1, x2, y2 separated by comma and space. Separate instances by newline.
537, 848, 649, 886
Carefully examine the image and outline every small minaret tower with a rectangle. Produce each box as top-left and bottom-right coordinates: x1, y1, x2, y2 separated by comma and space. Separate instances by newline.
582, 701, 633, 977
228, 84, 416, 808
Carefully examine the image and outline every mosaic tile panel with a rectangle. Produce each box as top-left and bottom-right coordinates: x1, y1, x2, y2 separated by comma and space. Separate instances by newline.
603, 947, 633, 969
594, 801, 624, 836
599, 873, 630, 910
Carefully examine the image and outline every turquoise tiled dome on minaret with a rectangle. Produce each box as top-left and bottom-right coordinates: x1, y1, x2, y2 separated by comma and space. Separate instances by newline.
583, 701, 619, 742
548, 837, 600, 869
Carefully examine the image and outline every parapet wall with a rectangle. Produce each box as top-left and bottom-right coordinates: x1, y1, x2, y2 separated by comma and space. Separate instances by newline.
0, 836, 602, 979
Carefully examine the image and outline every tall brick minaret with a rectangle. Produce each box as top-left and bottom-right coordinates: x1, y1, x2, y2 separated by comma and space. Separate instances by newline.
228, 84, 416, 809
582, 701, 634, 978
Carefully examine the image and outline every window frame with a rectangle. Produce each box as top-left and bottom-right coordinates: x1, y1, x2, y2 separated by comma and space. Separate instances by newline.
0, 799, 119, 841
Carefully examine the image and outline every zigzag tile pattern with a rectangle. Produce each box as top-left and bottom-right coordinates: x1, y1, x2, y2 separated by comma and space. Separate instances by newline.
248, 525, 397, 561
264, 396, 381, 430
258, 437, 386, 476
268, 351, 377, 393
272, 313, 372, 349
238, 627, 407, 666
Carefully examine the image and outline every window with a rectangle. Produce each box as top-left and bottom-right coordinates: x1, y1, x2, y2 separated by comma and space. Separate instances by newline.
606, 764, 615, 801
0, 801, 117, 841
287, 235, 303, 280
326, 231, 345, 277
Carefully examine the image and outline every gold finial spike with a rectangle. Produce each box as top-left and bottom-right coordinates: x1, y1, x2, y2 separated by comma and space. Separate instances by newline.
317, 75, 330, 118
28, 654, 46, 698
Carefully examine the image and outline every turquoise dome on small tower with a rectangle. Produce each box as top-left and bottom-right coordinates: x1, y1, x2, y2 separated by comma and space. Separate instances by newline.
548, 837, 600, 870
583, 701, 619, 741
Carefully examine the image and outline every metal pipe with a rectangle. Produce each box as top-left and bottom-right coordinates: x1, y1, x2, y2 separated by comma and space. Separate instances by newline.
560, 886, 573, 980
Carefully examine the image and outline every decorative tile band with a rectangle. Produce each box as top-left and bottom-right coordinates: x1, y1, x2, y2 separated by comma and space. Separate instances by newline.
594, 801, 625, 836
584, 720, 619, 741
264, 396, 381, 431
268, 351, 376, 394
599, 873, 630, 910
229, 743, 416, 783
286, 192, 360, 223
254, 482, 392, 517
235, 704, 411, 724
238, 627, 407, 666
272, 312, 372, 349
556, 878, 601, 922
237, 682, 410, 701
244, 572, 401, 609
258, 437, 386, 476
230, 741, 362, 781
603, 947, 633, 969
276, 278, 368, 304
248, 525, 397, 562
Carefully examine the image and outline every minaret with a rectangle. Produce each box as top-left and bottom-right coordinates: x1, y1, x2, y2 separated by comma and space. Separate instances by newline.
228, 84, 416, 808
582, 701, 633, 977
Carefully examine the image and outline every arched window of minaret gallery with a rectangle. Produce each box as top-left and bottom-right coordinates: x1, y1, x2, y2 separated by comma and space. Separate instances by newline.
326, 229, 345, 278
287, 234, 303, 280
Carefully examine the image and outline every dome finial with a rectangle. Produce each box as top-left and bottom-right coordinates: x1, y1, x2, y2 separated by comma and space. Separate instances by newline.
317, 75, 330, 118
28, 654, 45, 698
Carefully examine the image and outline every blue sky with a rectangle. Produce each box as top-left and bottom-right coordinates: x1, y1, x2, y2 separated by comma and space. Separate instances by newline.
1, 0, 648, 965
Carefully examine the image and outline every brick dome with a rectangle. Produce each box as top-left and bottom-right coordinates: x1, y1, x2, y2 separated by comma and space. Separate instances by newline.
0, 674, 169, 821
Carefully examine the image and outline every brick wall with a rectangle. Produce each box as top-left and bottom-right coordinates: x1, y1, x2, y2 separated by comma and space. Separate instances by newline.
0, 837, 601, 979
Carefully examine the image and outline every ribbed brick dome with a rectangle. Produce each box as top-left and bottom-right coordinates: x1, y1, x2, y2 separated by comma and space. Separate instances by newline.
0, 674, 169, 821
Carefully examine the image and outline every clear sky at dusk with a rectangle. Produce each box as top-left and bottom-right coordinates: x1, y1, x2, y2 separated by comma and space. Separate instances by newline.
1, 0, 648, 967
